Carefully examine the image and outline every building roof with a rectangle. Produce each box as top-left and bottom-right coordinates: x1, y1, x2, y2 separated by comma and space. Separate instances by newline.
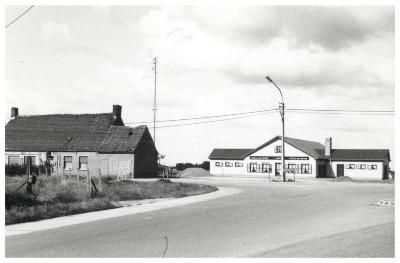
328, 149, 390, 162
98, 125, 147, 153
209, 135, 391, 162
245, 136, 325, 159
209, 148, 253, 160
5, 113, 149, 153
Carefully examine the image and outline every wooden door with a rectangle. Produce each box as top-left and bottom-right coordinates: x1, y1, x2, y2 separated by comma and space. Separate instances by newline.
337, 164, 344, 177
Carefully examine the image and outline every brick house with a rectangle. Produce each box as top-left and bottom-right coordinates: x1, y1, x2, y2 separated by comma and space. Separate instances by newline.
5, 105, 158, 178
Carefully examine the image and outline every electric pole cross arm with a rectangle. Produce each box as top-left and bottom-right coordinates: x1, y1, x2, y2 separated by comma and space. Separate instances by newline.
266, 76, 286, 182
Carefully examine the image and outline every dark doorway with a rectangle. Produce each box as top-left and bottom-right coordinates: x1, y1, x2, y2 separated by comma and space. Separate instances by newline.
383, 164, 388, 179
317, 163, 327, 177
275, 163, 281, 176
337, 164, 344, 177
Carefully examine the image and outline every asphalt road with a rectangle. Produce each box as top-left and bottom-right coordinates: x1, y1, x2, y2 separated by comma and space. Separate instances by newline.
6, 177, 394, 257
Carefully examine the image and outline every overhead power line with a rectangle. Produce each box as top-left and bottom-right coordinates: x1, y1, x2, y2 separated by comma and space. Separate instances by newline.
6, 107, 394, 132
125, 108, 279, 124
148, 111, 278, 129
5, 5, 34, 29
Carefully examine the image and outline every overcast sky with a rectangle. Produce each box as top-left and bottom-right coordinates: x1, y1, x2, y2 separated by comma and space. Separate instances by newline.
5, 5, 395, 167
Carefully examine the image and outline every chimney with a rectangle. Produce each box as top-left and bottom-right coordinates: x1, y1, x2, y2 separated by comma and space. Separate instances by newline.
325, 137, 332, 156
11, 107, 19, 119
112, 104, 124, 126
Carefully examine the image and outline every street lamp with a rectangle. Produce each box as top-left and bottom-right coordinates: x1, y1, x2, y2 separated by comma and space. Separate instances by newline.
266, 76, 286, 182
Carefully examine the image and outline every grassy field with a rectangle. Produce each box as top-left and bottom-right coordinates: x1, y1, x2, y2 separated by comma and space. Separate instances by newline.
5, 176, 217, 225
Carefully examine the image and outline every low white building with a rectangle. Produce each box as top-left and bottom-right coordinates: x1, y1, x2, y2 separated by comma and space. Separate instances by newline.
209, 136, 390, 180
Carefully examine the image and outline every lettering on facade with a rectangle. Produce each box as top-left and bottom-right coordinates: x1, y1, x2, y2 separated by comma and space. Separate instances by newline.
250, 156, 309, 160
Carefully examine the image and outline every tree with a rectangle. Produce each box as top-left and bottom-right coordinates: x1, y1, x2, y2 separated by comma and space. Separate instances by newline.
176, 163, 184, 171
201, 161, 210, 171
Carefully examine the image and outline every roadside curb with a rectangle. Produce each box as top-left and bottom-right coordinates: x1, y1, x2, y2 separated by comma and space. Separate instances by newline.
5, 187, 241, 237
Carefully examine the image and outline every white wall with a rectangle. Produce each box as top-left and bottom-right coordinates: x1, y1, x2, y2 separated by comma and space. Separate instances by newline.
244, 139, 317, 177
5, 151, 135, 177
209, 160, 245, 176
5, 151, 46, 166
210, 138, 317, 177
331, 161, 384, 180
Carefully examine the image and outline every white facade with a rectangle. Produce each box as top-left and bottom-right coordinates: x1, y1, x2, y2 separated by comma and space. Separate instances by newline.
5, 151, 135, 177
331, 161, 384, 180
210, 138, 317, 178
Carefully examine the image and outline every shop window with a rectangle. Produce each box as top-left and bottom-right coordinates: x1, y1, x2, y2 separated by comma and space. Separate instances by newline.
287, 164, 297, 173
215, 162, 223, 167
274, 145, 282, 153
79, 156, 88, 170
248, 163, 257, 173
8, 156, 20, 165
64, 156, 73, 170
235, 162, 243, 167
262, 163, 271, 173
301, 164, 310, 174
345, 164, 355, 169
225, 162, 233, 167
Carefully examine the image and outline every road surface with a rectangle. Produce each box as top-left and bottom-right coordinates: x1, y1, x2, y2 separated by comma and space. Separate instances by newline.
6, 177, 394, 257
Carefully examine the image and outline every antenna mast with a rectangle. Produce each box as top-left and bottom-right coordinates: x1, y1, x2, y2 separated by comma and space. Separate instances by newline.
152, 57, 158, 145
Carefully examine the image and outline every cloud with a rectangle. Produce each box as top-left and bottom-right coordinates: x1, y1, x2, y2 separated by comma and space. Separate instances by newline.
193, 6, 394, 52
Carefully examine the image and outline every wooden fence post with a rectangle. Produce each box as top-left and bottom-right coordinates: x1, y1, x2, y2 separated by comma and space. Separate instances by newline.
98, 168, 102, 191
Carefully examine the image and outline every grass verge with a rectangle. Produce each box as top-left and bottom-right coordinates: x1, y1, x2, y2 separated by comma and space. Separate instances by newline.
5, 176, 217, 225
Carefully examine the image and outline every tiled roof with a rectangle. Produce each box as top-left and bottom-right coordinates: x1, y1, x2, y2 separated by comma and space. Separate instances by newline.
245, 136, 325, 159
5, 113, 147, 153
209, 148, 253, 160
98, 125, 147, 153
329, 149, 390, 162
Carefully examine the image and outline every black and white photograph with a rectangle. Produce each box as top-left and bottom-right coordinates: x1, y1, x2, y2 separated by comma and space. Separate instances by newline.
3, 1, 397, 258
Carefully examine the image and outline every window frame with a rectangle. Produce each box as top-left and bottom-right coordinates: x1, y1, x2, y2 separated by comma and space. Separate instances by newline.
235, 162, 243, 167
8, 155, 20, 165
301, 164, 310, 174
225, 162, 233, 167
64, 156, 73, 170
356, 164, 366, 169
274, 145, 282, 153
79, 156, 88, 170
215, 162, 223, 167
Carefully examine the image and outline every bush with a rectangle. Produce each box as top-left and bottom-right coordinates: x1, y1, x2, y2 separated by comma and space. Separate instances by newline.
201, 161, 210, 171
5, 164, 27, 176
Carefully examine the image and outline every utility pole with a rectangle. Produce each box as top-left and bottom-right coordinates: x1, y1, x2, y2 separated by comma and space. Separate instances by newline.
266, 76, 286, 182
152, 57, 158, 146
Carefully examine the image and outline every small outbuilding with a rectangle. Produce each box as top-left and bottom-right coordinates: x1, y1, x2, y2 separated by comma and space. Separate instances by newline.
5, 105, 158, 178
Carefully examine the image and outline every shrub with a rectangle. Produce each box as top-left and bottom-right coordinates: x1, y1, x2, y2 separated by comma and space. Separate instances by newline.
5, 164, 27, 176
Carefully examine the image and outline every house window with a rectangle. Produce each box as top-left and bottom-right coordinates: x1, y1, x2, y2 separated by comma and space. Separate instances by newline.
248, 163, 257, 173
262, 163, 272, 173
345, 164, 355, 169
64, 156, 73, 170
356, 164, 366, 169
301, 164, 310, 174
286, 163, 299, 173
24, 156, 36, 165
8, 156, 20, 165
215, 162, 223, 167
235, 162, 243, 167
225, 162, 233, 167
79, 156, 88, 170
368, 165, 377, 170
274, 145, 282, 153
